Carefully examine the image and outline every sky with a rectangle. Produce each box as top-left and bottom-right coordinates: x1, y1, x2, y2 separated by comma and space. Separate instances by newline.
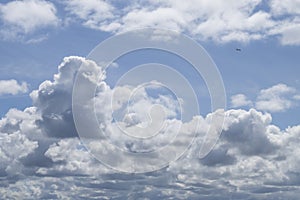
1, 0, 300, 199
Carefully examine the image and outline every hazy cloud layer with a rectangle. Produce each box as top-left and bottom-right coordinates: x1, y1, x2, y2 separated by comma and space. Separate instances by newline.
1, 57, 300, 199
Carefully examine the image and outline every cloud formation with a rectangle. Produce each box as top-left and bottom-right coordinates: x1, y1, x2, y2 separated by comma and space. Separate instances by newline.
61, 0, 300, 45
230, 94, 252, 108
231, 83, 300, 112
30, 56, 86, 138
0, 79, 28, 96
1, 56, 300, 199
0, 0, 59, 40
256, 83, 299, 112
1, 0, 300, 45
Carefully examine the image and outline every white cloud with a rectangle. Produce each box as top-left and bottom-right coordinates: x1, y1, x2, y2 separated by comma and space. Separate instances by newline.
0, 79, 28, 96
277, 21, 300, 45
1, 57, 300, 198
231, 84, 300, 112
30, 56, 103, 138
268, 0, 300, 45
62, 0, 273, 43
270, 0, 300, 16
222, 109, 275, 156
0, 0, 59, 40
0, 131, 38, 176
62, 0, 116, 30
255, 83, 298, 112
230, 94, 252, 108
57, 0, 300, 45
1, 0, 300, 44
37, 138, 110, 176
169, 108, 300, 197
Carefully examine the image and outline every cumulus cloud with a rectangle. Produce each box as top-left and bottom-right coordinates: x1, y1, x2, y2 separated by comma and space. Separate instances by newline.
62, 0, 115, 30
255, 83, 299, 112
230, 84, 300, 112
168, 109, 300, 197
230, 94, 252, 108
58, 0, 300, 45
0, 132, 38, 177
0, 0, 59, 40
36, 138, 110, 176
1, 57, 300, 199
30, 56, 89, 138
223, 109, 276, 156
0, 79, 28, 96
270, 0, 300, 16
1, 1, 300, 44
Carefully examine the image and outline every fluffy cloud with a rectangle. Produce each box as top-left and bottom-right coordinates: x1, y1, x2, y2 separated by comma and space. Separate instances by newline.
0, 79, 28, 96
270, 0, 300, 16
168, 109, 300, 198
222, 109, 275, 156
1, 57, 300, 199
59, 0, 300, 45
230, 84, 300, 112
0, 0, 59, 40
1, 0, 300, 44
36, 138, 110, 176
30, 56, 88, 138
0, 132, 38, 177
61, 0, 272, 42
255, 83, 299, 112
62, 0, 115, 30
230, 94, 252, 108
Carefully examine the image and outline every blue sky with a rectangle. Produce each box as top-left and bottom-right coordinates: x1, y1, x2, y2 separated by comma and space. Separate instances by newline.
1, 0, 300, 199
1, 24, 299, 127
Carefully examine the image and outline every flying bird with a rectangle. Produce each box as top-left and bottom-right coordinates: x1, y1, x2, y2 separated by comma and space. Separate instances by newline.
236, 48, 241, 51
